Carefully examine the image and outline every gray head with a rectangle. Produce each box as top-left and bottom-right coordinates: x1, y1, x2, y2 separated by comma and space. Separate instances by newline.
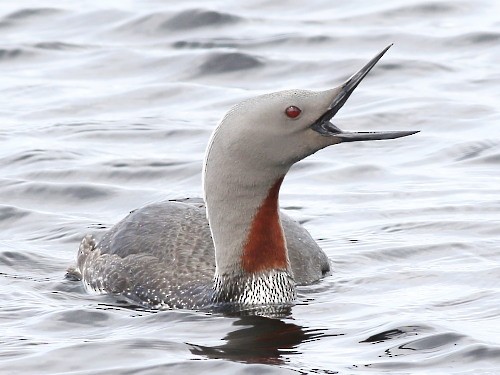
207, 44, 417, 177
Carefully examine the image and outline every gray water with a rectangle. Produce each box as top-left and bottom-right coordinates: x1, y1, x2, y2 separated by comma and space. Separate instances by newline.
1, 1, 499, 374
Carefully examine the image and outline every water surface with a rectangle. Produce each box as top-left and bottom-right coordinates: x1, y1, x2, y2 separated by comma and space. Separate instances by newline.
1, 1, 499, 374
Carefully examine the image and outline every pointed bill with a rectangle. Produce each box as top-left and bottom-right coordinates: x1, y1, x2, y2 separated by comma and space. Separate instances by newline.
312, 44, 419, 142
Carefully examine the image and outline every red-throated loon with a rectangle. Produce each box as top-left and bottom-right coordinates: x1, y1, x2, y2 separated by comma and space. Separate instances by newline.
68, 45, 417, 313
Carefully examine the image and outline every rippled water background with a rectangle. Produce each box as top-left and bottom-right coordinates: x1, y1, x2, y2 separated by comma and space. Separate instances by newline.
1, 1, 499, 374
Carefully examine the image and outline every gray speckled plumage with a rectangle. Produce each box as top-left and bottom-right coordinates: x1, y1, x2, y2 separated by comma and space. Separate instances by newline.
73, 198, 330, 310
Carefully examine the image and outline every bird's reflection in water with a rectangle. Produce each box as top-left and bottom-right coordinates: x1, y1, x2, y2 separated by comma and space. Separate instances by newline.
188, 314, 328, 365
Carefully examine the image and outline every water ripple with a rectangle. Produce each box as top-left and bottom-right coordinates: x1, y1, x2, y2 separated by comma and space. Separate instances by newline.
0, 1, 499, 374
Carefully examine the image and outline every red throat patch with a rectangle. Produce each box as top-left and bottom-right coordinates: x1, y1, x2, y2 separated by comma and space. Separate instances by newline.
241, 177, 288, 273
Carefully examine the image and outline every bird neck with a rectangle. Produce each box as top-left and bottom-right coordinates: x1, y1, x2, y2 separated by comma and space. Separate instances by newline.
240, 177, 288, 273
203, 134, 295, 305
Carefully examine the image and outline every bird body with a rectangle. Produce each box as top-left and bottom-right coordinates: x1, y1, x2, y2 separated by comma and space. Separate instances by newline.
75, 198, 330, 310
69, 45, 417, 313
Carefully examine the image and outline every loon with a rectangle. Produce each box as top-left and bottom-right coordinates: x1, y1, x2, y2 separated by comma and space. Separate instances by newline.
68, 45, 417, 313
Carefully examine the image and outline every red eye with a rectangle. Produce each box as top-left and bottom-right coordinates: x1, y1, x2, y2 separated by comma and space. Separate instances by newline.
285, 105, 301, 119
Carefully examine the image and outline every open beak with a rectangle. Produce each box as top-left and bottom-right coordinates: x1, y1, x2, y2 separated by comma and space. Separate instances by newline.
312, 44, 419, 142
